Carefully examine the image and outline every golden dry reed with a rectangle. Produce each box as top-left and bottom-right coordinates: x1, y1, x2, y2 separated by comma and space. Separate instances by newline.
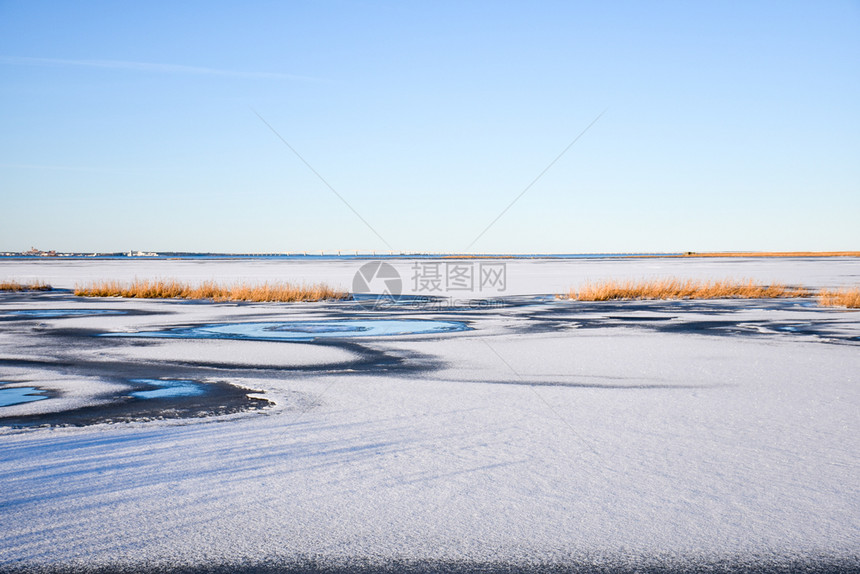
0, 280, 52, 292
680, 251, 860, 258
566, 279, 811, 302
75, 279, 348, 302
818, 288, 860, 309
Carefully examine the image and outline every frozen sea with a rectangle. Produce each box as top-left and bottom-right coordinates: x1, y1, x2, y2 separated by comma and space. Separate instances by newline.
0, 257, 858, 573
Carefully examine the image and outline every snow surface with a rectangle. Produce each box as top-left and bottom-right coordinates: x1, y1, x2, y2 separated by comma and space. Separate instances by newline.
0, 258, 858, 571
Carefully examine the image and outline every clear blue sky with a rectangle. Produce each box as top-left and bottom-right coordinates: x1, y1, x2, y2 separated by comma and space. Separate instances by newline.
1, 1, 858, 253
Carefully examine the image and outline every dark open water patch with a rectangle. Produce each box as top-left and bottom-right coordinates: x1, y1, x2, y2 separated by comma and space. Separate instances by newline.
0, 386, 49, 407
519, 299, 860, 344
1, 556, 857, 574
605, 315, 675, 321
129, 378, 206, 399
0, 378, 271, 428
102, 319, 469, 342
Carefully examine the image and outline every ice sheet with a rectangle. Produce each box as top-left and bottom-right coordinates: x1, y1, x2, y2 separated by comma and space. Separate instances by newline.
2, 255, 858, 295
104, 319, 469, 341
0, 259, 858, 571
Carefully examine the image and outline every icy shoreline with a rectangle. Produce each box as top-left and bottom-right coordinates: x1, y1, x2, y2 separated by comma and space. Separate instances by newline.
2, 256, 859, 295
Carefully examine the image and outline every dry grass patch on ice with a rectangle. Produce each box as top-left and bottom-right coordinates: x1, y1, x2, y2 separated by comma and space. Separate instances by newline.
75, 279, 348, 302
565, 279, 811, 301
818, 287, 860, 309
0, 280, 52, 292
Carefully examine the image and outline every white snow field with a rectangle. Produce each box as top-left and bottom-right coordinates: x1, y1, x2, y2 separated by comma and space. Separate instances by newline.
0, 257, 858, 573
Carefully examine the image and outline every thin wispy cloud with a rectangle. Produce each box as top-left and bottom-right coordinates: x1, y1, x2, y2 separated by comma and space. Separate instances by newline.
0, 163, 165, 174
0, 56, 319, 81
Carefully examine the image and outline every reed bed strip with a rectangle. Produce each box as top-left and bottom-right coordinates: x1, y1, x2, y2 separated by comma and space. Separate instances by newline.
39, 277, 860, 308
680, 251, 860, 258
0, 280, 52, 292
74, 279, 349, 302
817, 288, 860, 309
566, 279, 811, 302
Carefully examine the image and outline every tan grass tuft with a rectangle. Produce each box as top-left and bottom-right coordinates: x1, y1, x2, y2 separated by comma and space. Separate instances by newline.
0, 280, 52, 292
74, 279, 349, 303
566, 279, 811, 301
817, 288, 860, 309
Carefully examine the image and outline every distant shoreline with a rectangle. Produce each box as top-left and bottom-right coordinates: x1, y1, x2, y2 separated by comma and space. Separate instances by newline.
676, 251, 860, 258
0, 251, 858, 261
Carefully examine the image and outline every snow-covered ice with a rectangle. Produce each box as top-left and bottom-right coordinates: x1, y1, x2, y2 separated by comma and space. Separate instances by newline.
0, 258, 858, 572
2, 255, 858, 295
